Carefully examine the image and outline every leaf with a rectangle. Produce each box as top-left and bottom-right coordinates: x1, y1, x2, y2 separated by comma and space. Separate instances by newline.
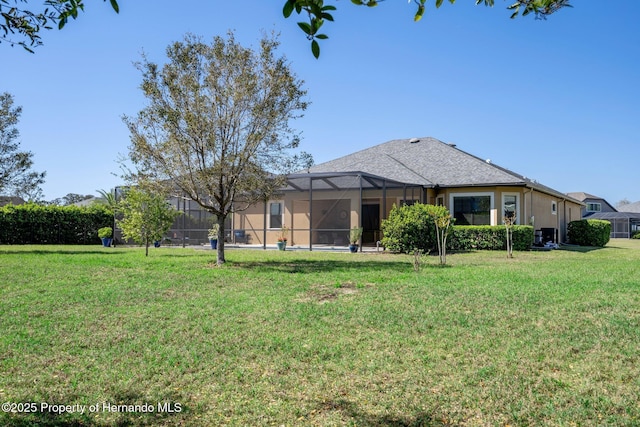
315, 34, 328, 39
436, 0, 443, 8
283, 0, 294, 18
311, 39, 320, 58
297, 21, 312, 35
351, 0, 363, 5
109, 0, 119, 13
414, 5, 425, 21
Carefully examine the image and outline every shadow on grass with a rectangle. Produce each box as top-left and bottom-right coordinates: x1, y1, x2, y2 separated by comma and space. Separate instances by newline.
0, 249, 121, 256
314, 399, 447, 426
229, 258, 411, 274
558, 245, 608, 253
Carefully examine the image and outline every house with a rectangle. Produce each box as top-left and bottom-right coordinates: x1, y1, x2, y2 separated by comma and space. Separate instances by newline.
566, 192, 617, 217
0, 196, 25, 207
618, 201, 640, 213
566, 193, 640, 239
232, 137, 583, 248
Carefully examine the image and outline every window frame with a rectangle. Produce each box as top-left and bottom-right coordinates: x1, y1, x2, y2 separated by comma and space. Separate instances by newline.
268, 200, 284, 229
501, 192, 519, 224
586, 202, 602, 212
449, 192, 495, 226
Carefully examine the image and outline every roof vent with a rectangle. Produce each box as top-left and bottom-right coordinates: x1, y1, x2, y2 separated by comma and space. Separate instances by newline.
448, 143, 457, 148
486, 159, 491, 164
409, 138, 420, 144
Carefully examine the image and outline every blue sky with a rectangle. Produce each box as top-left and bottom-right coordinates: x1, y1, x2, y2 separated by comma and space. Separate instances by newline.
2, 1, 639, 205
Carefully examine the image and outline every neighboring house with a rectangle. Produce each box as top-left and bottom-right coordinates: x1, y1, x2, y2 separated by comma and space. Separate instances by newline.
71, 196, 105, 207
566, 192, 617, 217
567, 193, 640, 239
0, 196, 25, 207
233, 137, 583, 248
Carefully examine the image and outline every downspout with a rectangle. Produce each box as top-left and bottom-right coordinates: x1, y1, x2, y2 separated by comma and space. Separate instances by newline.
262, 197, 267, 250
359, 174, 363, 252
309, 176, 313, 252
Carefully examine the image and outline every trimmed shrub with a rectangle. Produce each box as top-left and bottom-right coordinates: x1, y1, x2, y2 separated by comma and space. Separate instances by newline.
448, 225, 533, 251
632, 231, 640, 239
567, 219, 611, 247
381, 203, 450, 253
0, 203, 112, 244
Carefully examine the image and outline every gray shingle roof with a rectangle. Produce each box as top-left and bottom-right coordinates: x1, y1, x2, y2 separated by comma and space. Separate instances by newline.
308, 137, 527, 187
618, 201, 640, 213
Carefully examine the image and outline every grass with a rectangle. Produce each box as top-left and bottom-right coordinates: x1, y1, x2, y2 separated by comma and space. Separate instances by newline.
1, 241, 639, 426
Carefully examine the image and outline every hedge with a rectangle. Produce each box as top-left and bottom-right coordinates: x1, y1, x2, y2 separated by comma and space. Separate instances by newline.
380, 203, 450, 253
0, 203, 112, 244
448, 225, 534, 251
567, 219, 611, 247
381, 203, 534, 253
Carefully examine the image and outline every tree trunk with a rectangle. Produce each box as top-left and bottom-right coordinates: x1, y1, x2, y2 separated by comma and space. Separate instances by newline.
145, 236, 149, 257
216, 214, 226, 265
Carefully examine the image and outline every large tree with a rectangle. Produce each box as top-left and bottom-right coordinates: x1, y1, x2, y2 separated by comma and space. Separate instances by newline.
0, 92, 46, 200
0, 0, 119, 52
284, 0, 572, 57
124, 32, 311, 265
3, 1, 571, 54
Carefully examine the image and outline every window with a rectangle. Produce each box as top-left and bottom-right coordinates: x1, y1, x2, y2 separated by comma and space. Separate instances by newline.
502, 193, 519, 224
269, 201, 283, 229
586, 203, 602, 212
435, 195, 445, 206
551, 201, 557, 215
450, 193, 493, 225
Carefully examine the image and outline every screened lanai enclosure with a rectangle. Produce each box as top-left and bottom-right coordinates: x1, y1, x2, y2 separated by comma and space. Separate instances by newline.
585, 212, 640, 239
155, 172, 424, 249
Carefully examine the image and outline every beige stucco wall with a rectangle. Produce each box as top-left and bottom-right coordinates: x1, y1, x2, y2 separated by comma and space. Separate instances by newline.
232, 186, 582, 246
233, 187, 426, 246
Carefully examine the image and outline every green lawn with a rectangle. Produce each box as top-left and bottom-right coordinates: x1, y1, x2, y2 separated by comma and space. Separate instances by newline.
1, 241, 639, 426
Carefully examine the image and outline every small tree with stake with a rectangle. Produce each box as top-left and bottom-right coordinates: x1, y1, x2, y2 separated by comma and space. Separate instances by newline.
434, 211, 452, 266
503, 212, 516, 258
117, 187, 180, 256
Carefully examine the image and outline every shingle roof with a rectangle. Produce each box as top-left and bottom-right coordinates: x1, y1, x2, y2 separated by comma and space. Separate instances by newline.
305, 137, 583, 203
0, 196, 25, 207
566, 192, 600, 202
618, 201, 640, 213
308, 137, 529, 187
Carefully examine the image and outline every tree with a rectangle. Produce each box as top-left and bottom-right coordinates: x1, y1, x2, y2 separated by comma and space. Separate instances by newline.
0, 92, 46, 200
48, 193, 93, 205
116, 187, 180, 256
616, 198, 631, 209
96, 188, 118, 213
434, 210, 452, 265
0, 0, 119, 52
503, 211, 516, 258
283, 0, 572, 57
123, 32, 311, 265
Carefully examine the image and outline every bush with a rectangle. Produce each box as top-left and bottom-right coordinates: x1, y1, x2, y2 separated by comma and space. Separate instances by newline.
632, 231, 640, 239
0, 203, 112, 244
567, 219, 611, 247
98, 227, 113, 239
448, 226, 533, 251
381, 203, 450, 253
